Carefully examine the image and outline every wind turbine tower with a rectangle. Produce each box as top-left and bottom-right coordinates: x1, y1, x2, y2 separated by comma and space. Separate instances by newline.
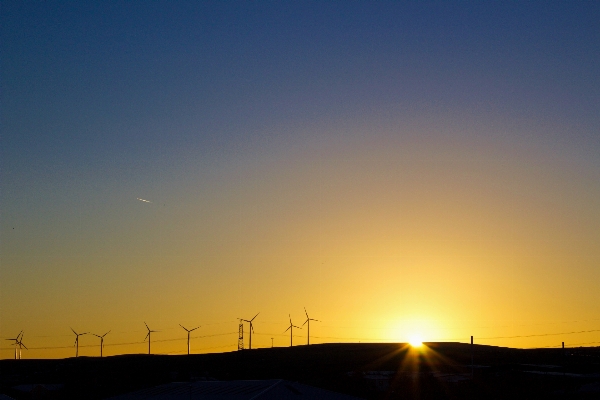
6, 331, 22, 359
17, 333, 28, 359
179, 324, 200, 355
240, 312, 259, 350
302, 307, 320, 345
284, 314, 302, 347
71, 328, 88, 357
144, 322, 157, 355
92, 331, 110, 357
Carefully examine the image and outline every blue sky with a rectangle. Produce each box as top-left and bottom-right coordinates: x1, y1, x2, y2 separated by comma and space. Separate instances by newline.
4, 1, 598, 172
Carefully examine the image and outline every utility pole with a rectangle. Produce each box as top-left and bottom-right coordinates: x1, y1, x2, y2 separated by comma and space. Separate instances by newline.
471, 336, 474, 379
562, 342, 565, 378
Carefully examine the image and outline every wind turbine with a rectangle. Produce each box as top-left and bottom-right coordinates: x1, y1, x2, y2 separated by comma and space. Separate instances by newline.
302, 307, 320, 345
92, 331, 110, 357
5, 331, 23, 359
71, 328, 88, 357
179, 324, 200, 355
284, 314, 301, 347
16, 332, 28, 359
240, 312, 259, 350
144, 322, 157, 355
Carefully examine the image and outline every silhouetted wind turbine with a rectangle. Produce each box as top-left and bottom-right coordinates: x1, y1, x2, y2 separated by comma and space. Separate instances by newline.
144, 322, 157, 355
179, 324, 200, 355
16, 333, 27, 359
71, 328, 88, 357
240, 312, 259, 350
284, 314, 301, 347
92, 331, 110, 357
302, 307, 320, 345
6, 331, 23, 359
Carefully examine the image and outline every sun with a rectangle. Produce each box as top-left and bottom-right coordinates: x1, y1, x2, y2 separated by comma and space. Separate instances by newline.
409, 336, 423, 348
386, 317, 441, 348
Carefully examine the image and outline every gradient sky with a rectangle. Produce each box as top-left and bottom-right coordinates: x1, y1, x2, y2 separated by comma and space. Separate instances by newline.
2, 1, 599, 359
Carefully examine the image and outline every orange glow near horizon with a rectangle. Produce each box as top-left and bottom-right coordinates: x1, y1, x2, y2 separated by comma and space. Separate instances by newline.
2, 127, 600, 359
386, 317, 443, 346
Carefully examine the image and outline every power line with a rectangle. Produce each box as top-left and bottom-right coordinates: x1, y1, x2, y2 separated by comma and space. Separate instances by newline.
0, 332, 238, 351
2, 328, 599, 354
477, 329, 600, 340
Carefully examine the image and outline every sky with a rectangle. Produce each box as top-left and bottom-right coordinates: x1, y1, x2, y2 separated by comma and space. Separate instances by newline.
1, 1, 599, 359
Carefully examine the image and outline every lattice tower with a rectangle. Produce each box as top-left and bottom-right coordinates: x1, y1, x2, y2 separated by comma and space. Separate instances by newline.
238, 322, 244, 350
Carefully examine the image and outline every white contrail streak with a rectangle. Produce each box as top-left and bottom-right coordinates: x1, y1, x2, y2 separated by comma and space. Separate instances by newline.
137, 198, 152, 203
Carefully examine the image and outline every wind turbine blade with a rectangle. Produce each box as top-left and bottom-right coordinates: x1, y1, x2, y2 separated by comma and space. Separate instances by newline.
179, 324, 188, 331
145, 332, 149, 341
103, 330, 111, 337
20, 343, 28, 350
191, 326, 200, 331
312, 319, 321, 322
144, 322, 150, 330
302, 320, 308, 326
251, 312, 259, 321
71, 327, 77, 335
284, 326, 291, 333
304, 307, 309, 318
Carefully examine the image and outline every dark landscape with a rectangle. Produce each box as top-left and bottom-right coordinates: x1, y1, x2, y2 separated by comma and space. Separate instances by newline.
2, 343, 599, 399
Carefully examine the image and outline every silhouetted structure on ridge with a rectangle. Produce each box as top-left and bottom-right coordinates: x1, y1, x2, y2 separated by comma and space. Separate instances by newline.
92, 330, 110, 357
71, 328, 88, 357
144, 322, 157, 355
5, 331, 23, 360
179, 324, 200, 355
284, 314, 302, 347
238, 320, 244, 350
239, 313, 259, 350
302, 307, 320, 345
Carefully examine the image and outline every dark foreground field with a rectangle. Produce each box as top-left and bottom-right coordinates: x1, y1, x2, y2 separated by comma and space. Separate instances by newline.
1, 343, 599, 399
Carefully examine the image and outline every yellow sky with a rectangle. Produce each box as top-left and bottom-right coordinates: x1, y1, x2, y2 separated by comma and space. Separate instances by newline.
2, 117, 599, 359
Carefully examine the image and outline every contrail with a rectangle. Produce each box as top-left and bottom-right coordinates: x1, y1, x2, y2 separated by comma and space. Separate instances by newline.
137, 198, 152, 203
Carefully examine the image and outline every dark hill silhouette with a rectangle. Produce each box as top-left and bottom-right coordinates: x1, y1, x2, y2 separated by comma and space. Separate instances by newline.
1, 343, 599, 399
